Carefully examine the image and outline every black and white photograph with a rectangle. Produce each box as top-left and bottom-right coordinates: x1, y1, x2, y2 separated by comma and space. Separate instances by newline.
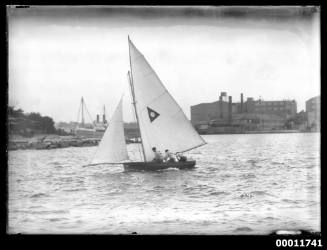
7, 5, 321, 237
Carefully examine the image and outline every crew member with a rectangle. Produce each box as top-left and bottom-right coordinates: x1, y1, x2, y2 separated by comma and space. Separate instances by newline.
164, 149, 176, 163
152, 147, 163, 162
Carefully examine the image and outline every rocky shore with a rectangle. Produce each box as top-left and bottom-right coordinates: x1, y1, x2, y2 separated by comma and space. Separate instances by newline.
8, 135, 101, 151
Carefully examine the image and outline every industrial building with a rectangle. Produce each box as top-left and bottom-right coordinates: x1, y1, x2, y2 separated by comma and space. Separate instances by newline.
191, 92, 297, 133
306, 96, 320, 131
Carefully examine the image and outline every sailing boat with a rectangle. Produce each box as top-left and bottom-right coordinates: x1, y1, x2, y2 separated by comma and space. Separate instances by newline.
90, 37, 206, 171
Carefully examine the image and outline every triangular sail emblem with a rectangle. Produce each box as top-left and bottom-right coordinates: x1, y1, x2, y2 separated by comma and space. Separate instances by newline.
147, 107, 160, 122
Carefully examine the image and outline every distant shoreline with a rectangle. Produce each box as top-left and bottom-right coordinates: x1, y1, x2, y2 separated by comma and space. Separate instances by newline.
8, 130, 319, 151
8, 134, 140, 151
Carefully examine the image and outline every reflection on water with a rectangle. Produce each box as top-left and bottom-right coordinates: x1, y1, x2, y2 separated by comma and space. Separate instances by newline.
8, 133, 320, 234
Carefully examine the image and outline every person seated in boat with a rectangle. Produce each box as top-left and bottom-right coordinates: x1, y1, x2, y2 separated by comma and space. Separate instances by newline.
164, 149, 176, 163
152, 147, 163, 162
176, 153, 187, 162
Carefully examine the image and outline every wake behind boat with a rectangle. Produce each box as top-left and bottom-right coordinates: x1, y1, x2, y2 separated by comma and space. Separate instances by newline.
89, 37, 206, 171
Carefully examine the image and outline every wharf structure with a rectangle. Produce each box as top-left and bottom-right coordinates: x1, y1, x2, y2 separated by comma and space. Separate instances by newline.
191, 92, 298, 134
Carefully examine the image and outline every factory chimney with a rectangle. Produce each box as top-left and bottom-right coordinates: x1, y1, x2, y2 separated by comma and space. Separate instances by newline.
228, 96, 232, 124
241, 93, 244, 113
219, 94, 223, 118
103, 105, 106, 124
96, 114, 99, 123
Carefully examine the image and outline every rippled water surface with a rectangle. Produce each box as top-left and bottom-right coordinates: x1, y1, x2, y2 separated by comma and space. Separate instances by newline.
8, 133, 320, 234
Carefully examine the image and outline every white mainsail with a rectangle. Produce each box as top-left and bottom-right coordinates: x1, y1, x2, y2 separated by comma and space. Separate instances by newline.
128, 38, 206, 162
91, 98, 129, 165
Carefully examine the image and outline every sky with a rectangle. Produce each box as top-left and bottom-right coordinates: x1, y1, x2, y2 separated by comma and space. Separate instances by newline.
8, 6, 320, 123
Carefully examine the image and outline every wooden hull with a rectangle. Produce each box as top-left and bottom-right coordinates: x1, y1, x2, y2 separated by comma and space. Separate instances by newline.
123, 161, 196, 171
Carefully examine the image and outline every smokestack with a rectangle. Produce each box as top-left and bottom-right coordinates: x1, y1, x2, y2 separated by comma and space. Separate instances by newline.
221, 92, 227, 102
229, 96, 232, 124
96, 114, 99, 123
241, 93, 244, 113
103, 105, 106, 124
219, 95, 223, 118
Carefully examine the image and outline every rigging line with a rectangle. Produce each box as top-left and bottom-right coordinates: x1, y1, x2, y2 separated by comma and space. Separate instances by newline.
127, 71, 143, 161
86, 108, 94, 125
176, 141, 207, 154
83, 100, 95, 125
132, 105, 143, 161
136, 111, 153, 161
132, 116, 143, 161
76, 99, 82, 129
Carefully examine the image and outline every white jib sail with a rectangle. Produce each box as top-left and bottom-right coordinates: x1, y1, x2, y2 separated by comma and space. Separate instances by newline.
128, 38, 206, 162
91, 98, 129, 164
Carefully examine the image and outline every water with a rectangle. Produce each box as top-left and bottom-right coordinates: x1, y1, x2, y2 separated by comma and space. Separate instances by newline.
8, 133, 320, 234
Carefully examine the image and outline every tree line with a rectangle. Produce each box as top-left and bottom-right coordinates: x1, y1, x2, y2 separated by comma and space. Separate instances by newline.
8, 106, 69, 136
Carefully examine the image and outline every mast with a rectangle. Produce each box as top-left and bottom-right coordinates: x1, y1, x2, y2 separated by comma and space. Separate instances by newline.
128, 36, 147, 162
103, 105, 106, 124
81, 97, 85, 126
128, 71, 146, 162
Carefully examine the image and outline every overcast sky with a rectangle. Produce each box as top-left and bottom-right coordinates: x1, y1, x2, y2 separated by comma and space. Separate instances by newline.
8, 6, 320, 123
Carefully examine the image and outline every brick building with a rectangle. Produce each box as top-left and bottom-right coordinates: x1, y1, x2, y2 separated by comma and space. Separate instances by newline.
251, 99, 297, 118
191, 92, 297, 131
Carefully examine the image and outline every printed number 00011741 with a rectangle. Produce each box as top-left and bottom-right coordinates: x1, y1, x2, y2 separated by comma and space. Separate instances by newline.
276, 239, 322, 247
